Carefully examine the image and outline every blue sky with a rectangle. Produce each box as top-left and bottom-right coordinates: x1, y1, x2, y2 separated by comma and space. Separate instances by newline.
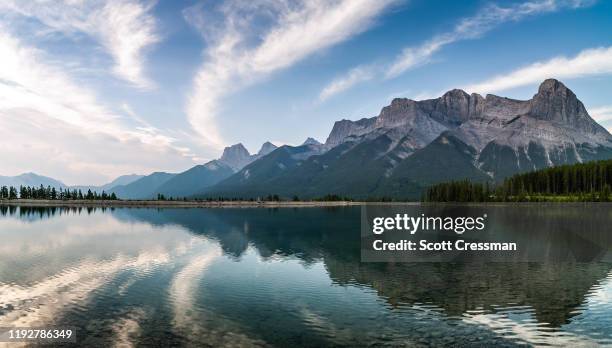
0, 0, 611, 185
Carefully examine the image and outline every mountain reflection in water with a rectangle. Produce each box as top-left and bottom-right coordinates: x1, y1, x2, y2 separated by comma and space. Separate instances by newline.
0, 205, 610, 347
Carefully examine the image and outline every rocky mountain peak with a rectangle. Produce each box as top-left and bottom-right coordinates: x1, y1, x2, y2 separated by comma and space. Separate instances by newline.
376, 98, 421, 128
325, 117, 376, 146
532, 79, 577, 109
435, 88, 474, 124
220, 143, 252, 171
442, 88, 470, 100
302, 137, 322, 146
537, 78, 568, 94
221, 143, 250, 157
257, 141, 278, 156
389, 97, 413, 107
529, 78, 602, 133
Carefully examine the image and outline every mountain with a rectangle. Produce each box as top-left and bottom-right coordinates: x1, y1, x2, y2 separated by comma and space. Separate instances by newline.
0, 173, 66, 189
204, 143, 327, 198
257, 141, 278, 156
302, 137, 322, 146
100, 174, 144, 191
0, 172, 146, 195
110, 141, 276, 199
14, 79, 605, 201
154, 160, 234, 198
219, 143, 253, 171
380, 79, 612, 193
110, 172, 176, 199
202, 79, 612, 200
219, 142, 279, 171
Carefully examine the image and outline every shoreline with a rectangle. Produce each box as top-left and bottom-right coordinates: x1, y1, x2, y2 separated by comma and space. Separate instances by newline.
0, 199, 607, 208
0, 199, 366, 208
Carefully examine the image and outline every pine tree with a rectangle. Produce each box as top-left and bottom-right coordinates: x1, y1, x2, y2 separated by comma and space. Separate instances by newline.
9, 187, 17, 199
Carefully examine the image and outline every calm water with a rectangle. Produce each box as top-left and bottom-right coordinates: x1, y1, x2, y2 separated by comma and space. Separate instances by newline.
0, 205, 611, 347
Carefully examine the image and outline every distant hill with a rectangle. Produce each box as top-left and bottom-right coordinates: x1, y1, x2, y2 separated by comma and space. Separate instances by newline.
0, 173, 66, 189
71, 174, 145, 193
99, 174, 145, 191
110, 172, 176, 199
154, 160, 234, 198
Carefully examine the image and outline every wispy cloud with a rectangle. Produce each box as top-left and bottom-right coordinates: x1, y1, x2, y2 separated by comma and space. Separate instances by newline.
590, 106, 612, 123
96, 0, 160, 89
318, 0, 593, 101
464, 46, 612, 94
0, 0, 159, 89
184, 0, 398, 148
589, 105, 612, 133
0, 31, 195, 185
319, 64, 377, 102
386, 0, 563, 78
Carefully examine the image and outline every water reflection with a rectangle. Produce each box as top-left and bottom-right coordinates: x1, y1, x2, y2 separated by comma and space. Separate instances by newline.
0, 205, 611, 347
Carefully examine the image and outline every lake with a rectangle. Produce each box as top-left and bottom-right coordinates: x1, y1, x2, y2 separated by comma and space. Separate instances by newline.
0, 205, 611, 347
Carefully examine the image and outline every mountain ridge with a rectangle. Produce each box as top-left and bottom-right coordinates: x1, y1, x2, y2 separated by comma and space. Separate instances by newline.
108, 141, 278, 199
0, 173, 67, 189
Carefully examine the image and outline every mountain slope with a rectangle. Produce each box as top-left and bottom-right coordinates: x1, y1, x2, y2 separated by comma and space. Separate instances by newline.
205, 144, 325, 198
0, 173, 66, 189
71, 174, 145, 193
155, 160, 234, 198
110, 172, 175, 199
100, 174, 145, 191
109, 141, 277, 199
376, 133, 491, 198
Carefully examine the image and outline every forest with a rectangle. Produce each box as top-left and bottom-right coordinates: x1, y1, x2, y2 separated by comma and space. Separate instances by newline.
423, 159, 612, 202
0, 185, 117, 200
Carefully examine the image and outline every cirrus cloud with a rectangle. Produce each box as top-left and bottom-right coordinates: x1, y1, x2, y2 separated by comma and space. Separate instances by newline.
318, 0, 594, 101
0, 31, 197, 185
184, 0, 399, 148
0, 0, 160, 89
463, 46, 612, 94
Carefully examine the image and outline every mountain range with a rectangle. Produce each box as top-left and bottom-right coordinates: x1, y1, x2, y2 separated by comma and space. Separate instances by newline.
104, 141, 280, 199
4, 79, 611, 200
202, 79, 612, 199
0, 173, 144, 194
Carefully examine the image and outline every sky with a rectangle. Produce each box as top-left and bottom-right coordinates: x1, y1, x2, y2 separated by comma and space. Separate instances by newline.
0, 0, 611, 185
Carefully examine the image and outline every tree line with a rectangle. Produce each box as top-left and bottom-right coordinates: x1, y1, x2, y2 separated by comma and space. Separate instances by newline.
424, 159, 612, 202
0, 185, 117, 200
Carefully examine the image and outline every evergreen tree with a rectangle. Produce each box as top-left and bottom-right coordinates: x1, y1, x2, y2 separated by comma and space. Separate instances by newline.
9, 187, 17, 199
